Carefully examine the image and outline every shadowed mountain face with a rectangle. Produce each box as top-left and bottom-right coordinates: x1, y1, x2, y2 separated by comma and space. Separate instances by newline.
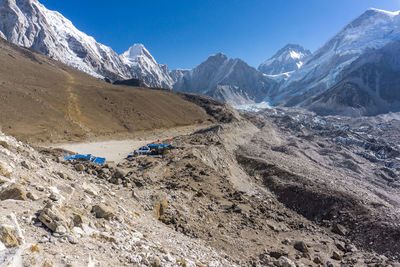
0, 37, 222, 143
272, 9, 400, 115
300, 41, 400, 116
173, 53, 277, 105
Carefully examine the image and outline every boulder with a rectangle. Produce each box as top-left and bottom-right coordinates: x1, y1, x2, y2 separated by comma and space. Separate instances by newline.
0, 140, 9, 149
293, 241, 309, 253
75, 164, 85, 172
276, 256, 296, 267
91, 204, 115, 220
0, 161, 12, 178
113, 168, 126, 179
0, 225, 19, 248
0, 184, 28, 201
154, 199, 168, 220
332, 251, 342, 261
21, 161, 32, 170
269, 250, 288, 259
38, 203, 68, 232
332, 223, 347, 236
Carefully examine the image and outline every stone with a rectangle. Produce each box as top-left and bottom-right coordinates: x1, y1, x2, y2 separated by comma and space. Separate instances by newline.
0, 161, 12, 178
0, 225, 19, 248
55, 225, 67, 235
91, 204, 115, 220
57, 172, 67, 179
26, 191, 38, 201
0, 140, 9, 149
113, 168, 126, 179
72, 214, 83, 227
276, 256, 296, 267
313, 256, 323, 264
154, 199, 168, 220
21, 161, 31, 170
75, 164, 85, 172
0, 184, 28, 201
49, 193, 60, 202
38, 203, 68, 232
293, 241, 309, 253
332, 223, 347, 236
335, 240, 346, 252
67, 235, 78, 244
332, 251, 342, 261
269, 250, 288, 259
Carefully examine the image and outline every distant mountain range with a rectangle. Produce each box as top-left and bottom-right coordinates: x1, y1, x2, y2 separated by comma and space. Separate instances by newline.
1, 0, 400, 116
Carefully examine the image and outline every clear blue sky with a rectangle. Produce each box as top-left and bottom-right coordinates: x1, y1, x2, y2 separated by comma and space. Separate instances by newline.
40, 0, 400, 70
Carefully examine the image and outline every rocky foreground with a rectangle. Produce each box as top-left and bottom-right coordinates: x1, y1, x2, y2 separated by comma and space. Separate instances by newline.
1, 109, 400, 266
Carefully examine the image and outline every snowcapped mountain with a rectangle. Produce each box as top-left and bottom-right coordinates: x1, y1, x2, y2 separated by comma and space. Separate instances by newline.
0, 0, 174, 87
173, 53, 276, 105
0, 0, 130, 80
273, 8, 400, 108
258, 44, 311, 75
120, 44, 174, 88
303, 40, 400, 116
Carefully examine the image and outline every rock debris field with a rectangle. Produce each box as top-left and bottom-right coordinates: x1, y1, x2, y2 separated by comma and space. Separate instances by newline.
1, 108, 400, 266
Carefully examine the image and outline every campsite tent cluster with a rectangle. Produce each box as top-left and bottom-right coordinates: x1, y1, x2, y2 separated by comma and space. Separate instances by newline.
63, 139, 175, 165
131, 139, 175, 157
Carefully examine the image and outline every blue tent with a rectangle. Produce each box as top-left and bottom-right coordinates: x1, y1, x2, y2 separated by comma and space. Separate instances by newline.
63, 154, 106, 165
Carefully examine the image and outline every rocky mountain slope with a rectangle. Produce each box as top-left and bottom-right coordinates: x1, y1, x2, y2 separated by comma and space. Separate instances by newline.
173, 53, 276, 105
0, 37, 221, 144
120, 44, 174, 88
301, 40, 400, 116
0, 0, 130, 80
258, 44, 311, 75
272, 8, 400, 115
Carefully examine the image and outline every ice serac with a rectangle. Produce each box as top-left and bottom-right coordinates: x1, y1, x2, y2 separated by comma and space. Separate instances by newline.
0, 0, 130, 80
120, 44, 174, 88
274, 8, 400, 108
258, 44, 311, 75
173, 53, 277, 105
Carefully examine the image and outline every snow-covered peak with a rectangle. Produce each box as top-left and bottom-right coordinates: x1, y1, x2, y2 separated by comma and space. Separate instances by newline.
0, 0, 131, 80
120, 44, 174, 88
258, 44, 311, 75
272, 7, 400, 107
120, 44, 157, 66
367, 8, 400, 17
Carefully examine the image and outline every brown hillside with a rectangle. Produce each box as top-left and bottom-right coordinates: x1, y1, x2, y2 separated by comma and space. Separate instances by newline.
0, 38, 215, 144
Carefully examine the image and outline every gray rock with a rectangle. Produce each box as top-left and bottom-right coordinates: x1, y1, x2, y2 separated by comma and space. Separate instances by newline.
332, 223, 347, 236
38, 203, 68, 232
75, 164, 85, 172
0, 184, 28, 201
91, 204, 115, 220
294, 241, 309, 253
21, 161, 31, 170
113, 168, 127, 179
332, 251, 342, 261
276, 256, 296, 267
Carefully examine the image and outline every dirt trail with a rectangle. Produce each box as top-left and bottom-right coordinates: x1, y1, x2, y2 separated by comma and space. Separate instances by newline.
64, 71, 90, 134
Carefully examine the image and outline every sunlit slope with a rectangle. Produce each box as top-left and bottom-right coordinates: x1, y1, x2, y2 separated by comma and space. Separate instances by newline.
0, 38, 209, 143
